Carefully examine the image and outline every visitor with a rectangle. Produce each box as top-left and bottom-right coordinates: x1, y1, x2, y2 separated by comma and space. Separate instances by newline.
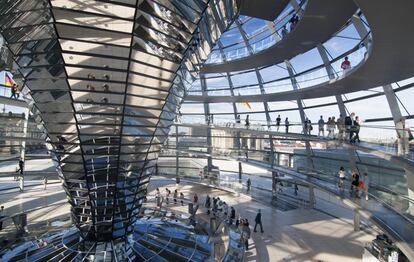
246, 178, 251, 192
245, 115, 250, 128
43, 176, 47, 190
318, 116, 325, 137
10, 84, 19, 99
304, 118, 309, 135
165, 188, 170, 204
193, 193, 199, 205
180, 192, 185, 206
338, 166, 346, 190
17, 158, 24, 175
351, 170, 360, 197
236, 114, 241, 124
337, 114, 345, 140
285, 117, 289, 133
205, 194, 211, 210
253, 209, 264, 233
229, 206, 236, 225
290, 15, 299, 31
307, 119, 312, 135
276, 115, 281, 131
345, 113, 356, 142
341, 56, 351, 72
350, 116, 361, 143
0, 206, 4, 230
329, 116, 336, 139
241, 219, 251, 250
396, 117, 411, 157
363, 173, 369, 201
281, 25, 288, 38
173, 189, 178, 204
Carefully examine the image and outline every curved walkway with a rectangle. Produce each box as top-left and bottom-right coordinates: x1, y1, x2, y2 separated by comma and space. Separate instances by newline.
201, 0, 357, 73
174, 122, 414, 172
189, 0, 414, 102
239, 159, 414, 261
238, 0, 290, 21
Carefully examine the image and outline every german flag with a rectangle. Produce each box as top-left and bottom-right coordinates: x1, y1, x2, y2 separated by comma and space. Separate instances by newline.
4, 72, 15, 87
238, 92, 252, 109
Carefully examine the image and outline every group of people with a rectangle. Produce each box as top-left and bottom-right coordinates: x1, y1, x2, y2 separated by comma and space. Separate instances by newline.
155, 187, 185, 207
317, 113, 362, 142
338, 166, 369, 200
204, 194, 264, 251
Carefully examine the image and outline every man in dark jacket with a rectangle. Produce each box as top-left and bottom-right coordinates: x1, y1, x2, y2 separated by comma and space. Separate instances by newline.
254, 209, 264, 233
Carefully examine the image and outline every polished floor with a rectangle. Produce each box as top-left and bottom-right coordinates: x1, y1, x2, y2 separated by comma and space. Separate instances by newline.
0, 178, 375, 261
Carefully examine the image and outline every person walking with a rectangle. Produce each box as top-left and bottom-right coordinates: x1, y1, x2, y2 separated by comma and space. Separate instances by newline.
276, 115, 281, 131
285, 117, 289, 133
10, 84, 19, 99
351, 116, 361, 143
254, 209, 264, 233
318, 116, 325, 137
43, 176, 48, 190
307, 119, 313, 135
193, 193, 199, 205
246, 178, 251, 192
281, 25, 288, 38
18, 158, 24, 175
245, 115, 250, 128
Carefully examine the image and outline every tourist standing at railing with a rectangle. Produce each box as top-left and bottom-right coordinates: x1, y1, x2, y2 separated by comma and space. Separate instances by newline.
337, 114, 346, 140
350, 170, 360, 198
276, 115, 281, 131
307, 119, 313, 135
303, 118, 309, 135
345, 113, 356, 142
318, 116, 325, 137
338, 166, 346, 191
290, 15, 299, 32
396, 117, 411, 157
285, 117, 290, 133
350, 116, 361, 143
281, 25, 288, 38
173, 189, 178, 204
180, 192, 185, 206
341, 56, 351, 73
245, 115, 250, 128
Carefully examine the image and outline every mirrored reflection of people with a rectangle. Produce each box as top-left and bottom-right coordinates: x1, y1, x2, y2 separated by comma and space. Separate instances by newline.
17, 158, 24, 176
10, 84, 19, 99
0, 206, 4, 230
246, 178, 251, 192
43, 176, 48, 190
285, 117, 289, 133
396, 117, 411, 157
245, 115, 250, 128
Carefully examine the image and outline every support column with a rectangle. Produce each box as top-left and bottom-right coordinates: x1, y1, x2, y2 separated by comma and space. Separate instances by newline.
175, 124, 179, 180
353, 208, 361, 231
308, 184, 315, 208
351, 15, 370, 47
201, 75, 213, 173
286, 60, 314, 169
383, 84, 414, 214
